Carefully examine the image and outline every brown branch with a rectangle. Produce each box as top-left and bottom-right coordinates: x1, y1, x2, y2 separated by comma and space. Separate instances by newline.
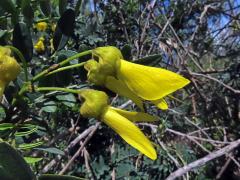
191, 72, 240, 94
165, 139, 240, 180
59, 122, 101, 175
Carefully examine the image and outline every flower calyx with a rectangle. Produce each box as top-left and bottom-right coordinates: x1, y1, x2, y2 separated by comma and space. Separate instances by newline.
79, 89, 109, 119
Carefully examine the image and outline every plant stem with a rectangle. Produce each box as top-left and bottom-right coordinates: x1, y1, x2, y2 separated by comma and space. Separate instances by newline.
47, 62, 86, 76
32, 50, 92, 82
36, 87, 80, 94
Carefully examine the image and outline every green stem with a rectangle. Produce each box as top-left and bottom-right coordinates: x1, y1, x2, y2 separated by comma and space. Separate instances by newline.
6, 46, 29, 81
32, 50, 92, 82
12, 82, 30, 105
59, 50, 92, 66
47, 62, 86, 76
36, 87, 80, 94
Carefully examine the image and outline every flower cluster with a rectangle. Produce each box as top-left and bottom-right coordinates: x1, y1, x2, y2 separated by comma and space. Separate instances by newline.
78, 46, 190, 160
0, 46, 21, 98
84, 46, 190, 110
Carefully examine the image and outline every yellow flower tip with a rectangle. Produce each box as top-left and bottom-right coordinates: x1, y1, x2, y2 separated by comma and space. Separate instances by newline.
0, 46, 21, 84
78, 89, 109, 119
152, 99, 168, 110
93, 46, 123, 76
102, 107, 157, 160
117, 59, 190, 101
34, 38, 45, 53
35, 22, 48, 31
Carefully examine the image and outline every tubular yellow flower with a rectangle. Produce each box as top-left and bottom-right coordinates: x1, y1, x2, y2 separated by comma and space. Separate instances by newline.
0, 46, 21, 97
35, 22, 48, 31
34, 37, 45, 53
84, 46, 190, 110
79, 89, 157, 160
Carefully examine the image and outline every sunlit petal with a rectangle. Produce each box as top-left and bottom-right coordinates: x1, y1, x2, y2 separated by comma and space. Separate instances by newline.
109, 106, 158, 122
105, 76, 144, 111
102, 107, 157, 160
117, 59, 190, 100
152, 98, 168, 110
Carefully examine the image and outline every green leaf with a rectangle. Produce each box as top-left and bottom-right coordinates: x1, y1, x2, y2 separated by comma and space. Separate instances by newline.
121, 44, 132, 60
0, 123, 14, 131
0, 0, 18, 24
38, 174, 85, 180
0, 0, 16, 15
0, 107, 6, 120
18, 141, 44, 150
58, 0, 68, 15
57, 9, 75, 36
15, 127, 38, 137
0, 30, 7, 38
21, 0, 34, 22
0, 165, 14, 180
42, 101, 57, 113
40, 0, 51, 16
56, 93, 76, 107
12, 22, 33, 62
57, 50, 78, 64
34, 147, 65, 155
24, 157, 43, 164
53, 26, 69, 51
0, 142, 36, 180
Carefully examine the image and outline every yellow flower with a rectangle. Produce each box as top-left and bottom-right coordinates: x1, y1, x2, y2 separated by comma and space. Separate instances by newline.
34, 37, 45, 53
84, 46, 190, 110
0, 46, 21, 97
79, 89, 157, 160
35, 22, 48, 31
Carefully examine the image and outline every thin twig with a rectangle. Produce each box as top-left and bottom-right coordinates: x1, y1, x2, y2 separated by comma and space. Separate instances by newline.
59, 122, 101, 175
166, 138, 240, 180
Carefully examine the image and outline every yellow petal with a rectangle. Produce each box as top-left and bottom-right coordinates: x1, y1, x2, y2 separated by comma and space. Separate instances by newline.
152, 99, 168, 110
105, 76, 144, 111
102, 107, 157, 160
117, 59, 190, 100
109, 106, 158, 122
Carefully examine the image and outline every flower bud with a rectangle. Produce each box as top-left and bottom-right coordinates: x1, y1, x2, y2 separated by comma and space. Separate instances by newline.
79, 89, 109, 119
84, 60, 106, 86
93, 46, 123, 76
